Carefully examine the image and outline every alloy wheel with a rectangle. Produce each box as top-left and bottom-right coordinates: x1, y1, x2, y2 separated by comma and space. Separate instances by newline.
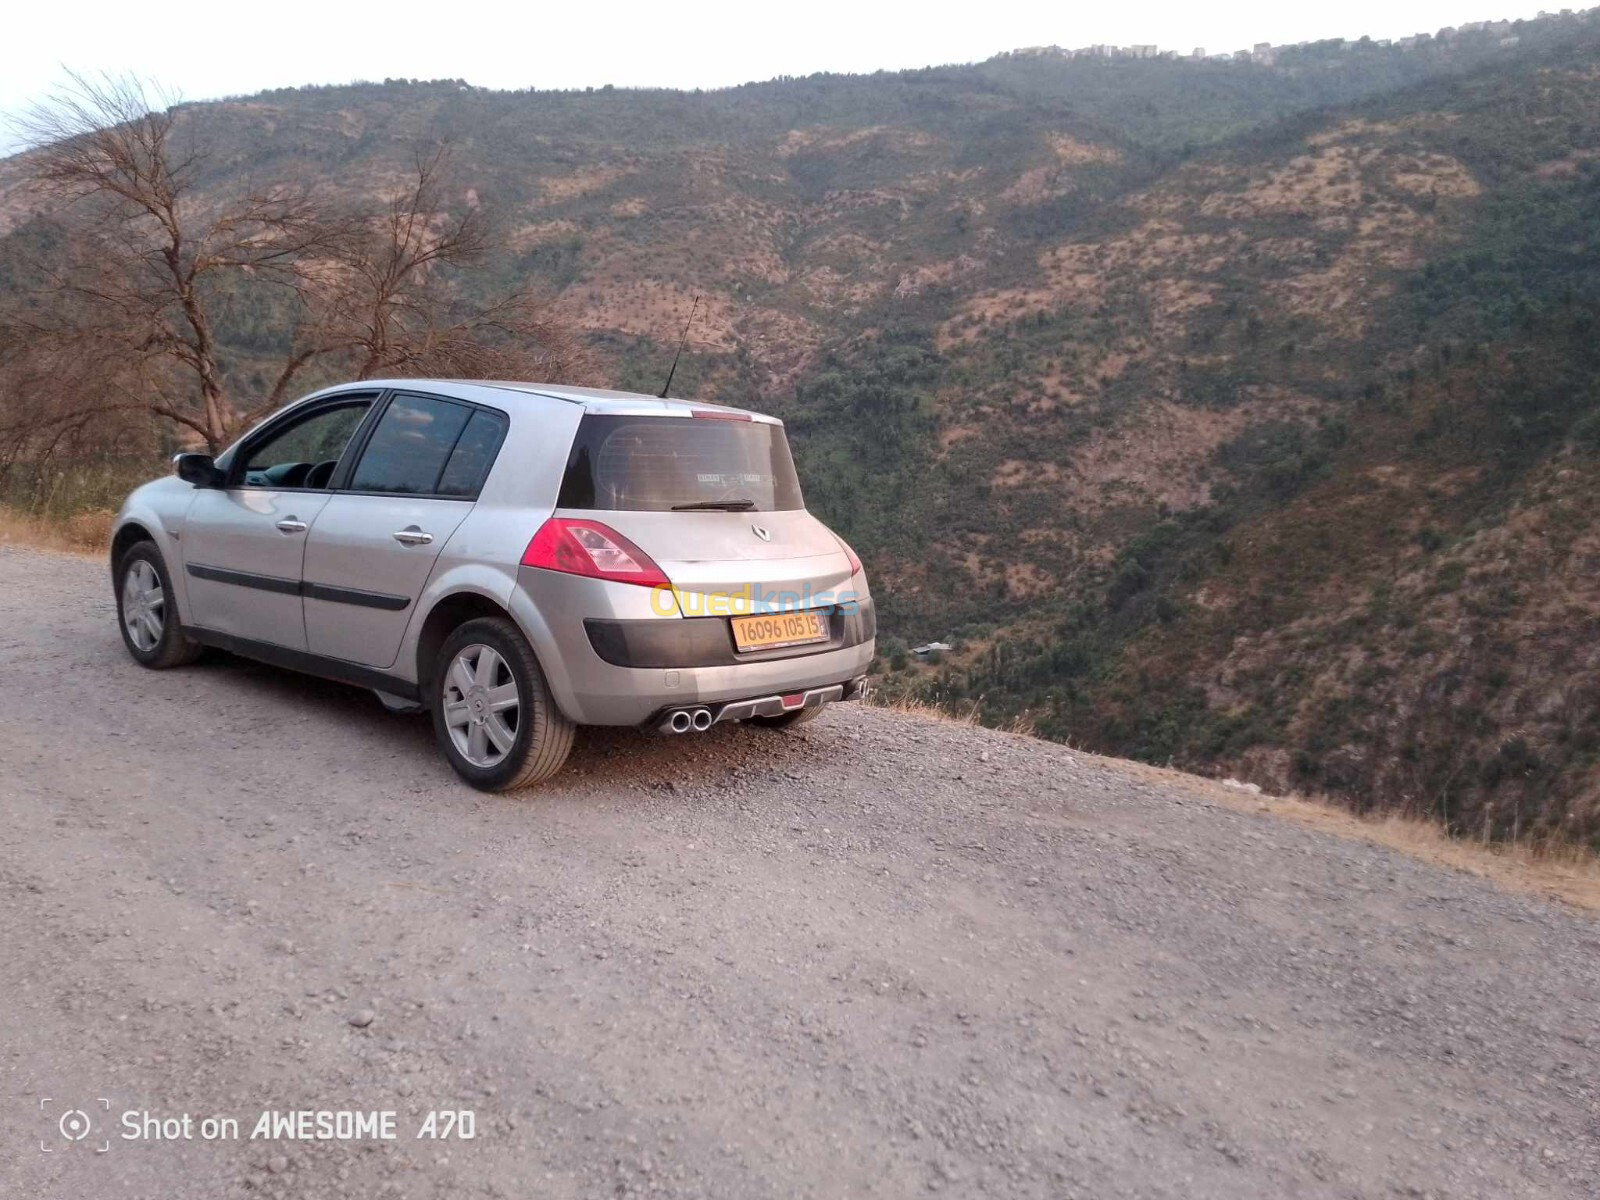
442, 643, 521, 768
121, 559, 166, 653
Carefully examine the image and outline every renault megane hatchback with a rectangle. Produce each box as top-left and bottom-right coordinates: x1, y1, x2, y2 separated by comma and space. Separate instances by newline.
111, 381, 875, 790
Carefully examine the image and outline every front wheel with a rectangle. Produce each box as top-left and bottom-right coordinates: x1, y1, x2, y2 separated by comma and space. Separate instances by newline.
430, 617, 575, 791
115, 542, 203, 669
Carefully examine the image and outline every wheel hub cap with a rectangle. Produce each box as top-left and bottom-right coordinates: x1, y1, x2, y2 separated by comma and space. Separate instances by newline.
121, 560, 166, 653
442, 645, 520, 769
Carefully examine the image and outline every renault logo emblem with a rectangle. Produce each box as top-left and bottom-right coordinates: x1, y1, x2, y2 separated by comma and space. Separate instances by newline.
752, 525, 771, 542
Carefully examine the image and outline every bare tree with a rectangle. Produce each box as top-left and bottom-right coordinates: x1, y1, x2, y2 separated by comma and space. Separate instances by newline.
0, 73, 586, 464
293, 145, 585, 392
4, 74, 344, 451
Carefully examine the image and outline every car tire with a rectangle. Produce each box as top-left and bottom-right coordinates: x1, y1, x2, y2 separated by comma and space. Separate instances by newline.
115, 541, 203, 669
430, 616, 575, 791
748, 705, 827, 731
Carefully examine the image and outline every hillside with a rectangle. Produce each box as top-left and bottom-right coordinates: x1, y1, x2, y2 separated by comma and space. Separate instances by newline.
4, 9, 1600, 842
903, 38, 1600, 845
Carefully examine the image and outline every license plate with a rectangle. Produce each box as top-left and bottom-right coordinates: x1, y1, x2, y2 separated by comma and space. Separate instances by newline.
730, 610, 828, 652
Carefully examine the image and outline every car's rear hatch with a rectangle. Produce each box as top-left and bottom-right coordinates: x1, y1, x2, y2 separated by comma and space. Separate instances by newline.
554, 409, 856, 615
590, 509, 853, 611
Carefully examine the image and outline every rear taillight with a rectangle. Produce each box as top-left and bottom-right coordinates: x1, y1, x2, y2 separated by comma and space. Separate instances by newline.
833, 534, 863, 576
521, 518, 671, 588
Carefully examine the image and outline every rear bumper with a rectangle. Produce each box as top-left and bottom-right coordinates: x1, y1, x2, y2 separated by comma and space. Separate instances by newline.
697, 678, 864, 723
656, 676, 870, 730
507, 566, 877, 726
584, 600, 875, 668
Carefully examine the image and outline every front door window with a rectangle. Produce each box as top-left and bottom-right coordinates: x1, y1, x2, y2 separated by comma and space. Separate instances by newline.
241, 403, 371, 490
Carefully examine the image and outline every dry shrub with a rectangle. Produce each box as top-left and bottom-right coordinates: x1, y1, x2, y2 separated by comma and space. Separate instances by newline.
0, 507, 102, 555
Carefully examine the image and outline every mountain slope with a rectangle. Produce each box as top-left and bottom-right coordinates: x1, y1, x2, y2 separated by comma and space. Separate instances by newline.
880, 37, 1600, 843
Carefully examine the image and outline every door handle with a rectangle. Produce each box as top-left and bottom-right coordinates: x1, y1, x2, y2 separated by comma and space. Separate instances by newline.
392, 527, 433, 546
275, 517, 308, 534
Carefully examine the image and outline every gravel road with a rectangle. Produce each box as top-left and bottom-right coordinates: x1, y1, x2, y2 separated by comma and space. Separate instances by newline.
2, 544, 1597, 1199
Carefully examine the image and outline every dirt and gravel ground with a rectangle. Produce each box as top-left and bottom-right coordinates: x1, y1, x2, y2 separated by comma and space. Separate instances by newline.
2, 544, 1597, 1199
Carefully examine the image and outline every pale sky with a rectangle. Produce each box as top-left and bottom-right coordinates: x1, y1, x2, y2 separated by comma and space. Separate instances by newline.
1, 0, 1555, 150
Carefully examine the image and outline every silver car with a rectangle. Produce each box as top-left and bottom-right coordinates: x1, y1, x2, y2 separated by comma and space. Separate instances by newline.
111, 381, 875, 790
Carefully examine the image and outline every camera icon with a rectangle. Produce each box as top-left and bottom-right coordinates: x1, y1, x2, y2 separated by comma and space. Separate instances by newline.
40, 1098, 111, 1153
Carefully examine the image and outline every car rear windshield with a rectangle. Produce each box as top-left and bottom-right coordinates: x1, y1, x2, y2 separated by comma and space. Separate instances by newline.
557, 414, 805, 512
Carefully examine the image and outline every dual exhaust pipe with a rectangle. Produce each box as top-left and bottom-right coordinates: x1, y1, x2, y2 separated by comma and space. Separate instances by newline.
659, 706, 715, 735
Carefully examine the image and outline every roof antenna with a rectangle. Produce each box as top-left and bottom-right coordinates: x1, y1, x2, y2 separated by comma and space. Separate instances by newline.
659, 294, 699, 398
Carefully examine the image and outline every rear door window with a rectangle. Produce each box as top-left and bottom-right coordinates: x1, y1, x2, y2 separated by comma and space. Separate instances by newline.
437, 410, 508, 497
348, 394, 503, 498
558, 415, 804, 512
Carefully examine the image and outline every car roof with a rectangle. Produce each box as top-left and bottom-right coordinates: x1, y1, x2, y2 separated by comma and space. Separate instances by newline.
325, 379, 778, 422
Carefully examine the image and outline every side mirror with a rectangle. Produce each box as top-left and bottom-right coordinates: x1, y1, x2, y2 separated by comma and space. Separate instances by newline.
174, 452, 224, 488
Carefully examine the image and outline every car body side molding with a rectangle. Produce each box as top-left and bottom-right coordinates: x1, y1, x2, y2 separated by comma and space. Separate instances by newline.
186, 562, 301, 596
186, 563, 411, 611
301, 581, 413, 612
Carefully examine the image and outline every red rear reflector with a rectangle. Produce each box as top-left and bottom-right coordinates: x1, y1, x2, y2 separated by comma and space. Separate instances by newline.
781, 693, 805, 708
690, 408, 753, 421
521, 518, 671, 588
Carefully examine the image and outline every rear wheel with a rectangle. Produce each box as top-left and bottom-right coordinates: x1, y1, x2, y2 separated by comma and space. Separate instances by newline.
430, 617, 575, 791
115, 542, 203, 669
748, 705, 826, 731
